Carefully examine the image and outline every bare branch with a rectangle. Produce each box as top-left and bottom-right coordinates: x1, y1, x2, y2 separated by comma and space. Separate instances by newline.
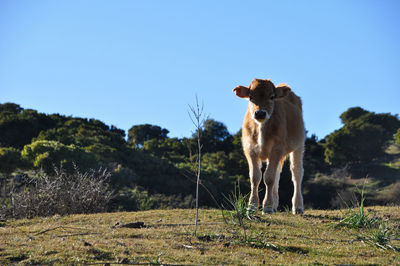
188, 94, 207, 236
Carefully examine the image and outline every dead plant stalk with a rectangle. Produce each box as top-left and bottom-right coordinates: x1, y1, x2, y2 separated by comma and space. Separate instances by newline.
188, 95, 207, 236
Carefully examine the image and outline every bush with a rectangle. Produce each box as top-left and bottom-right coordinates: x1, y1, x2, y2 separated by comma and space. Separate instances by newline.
330, 189, 358, 209
395, 128, 400, 146
0, 166, 113, 219
21, 140, 97, 173
324, 123, 386, 165
324, 108, 400, 166
303, 168, 351, 209
0, 147, 23, 174
382, 182, 400, 205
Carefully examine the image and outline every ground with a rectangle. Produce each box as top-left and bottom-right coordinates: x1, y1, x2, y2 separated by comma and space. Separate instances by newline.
1, 206, 399, 265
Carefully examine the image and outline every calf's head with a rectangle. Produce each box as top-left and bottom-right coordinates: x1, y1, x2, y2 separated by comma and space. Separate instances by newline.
233, 78, 290, 123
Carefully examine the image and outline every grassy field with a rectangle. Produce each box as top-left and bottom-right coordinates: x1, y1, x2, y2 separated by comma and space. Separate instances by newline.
1, 206, 399, 265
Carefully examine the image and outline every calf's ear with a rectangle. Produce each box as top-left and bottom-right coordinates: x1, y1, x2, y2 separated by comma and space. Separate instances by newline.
274, 85, 291, 98
233, 86, 250, 98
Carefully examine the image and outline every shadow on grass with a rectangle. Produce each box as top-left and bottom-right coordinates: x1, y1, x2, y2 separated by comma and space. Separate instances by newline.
87, 248, 114, 261
5, 254, 28, 263
242, 238, 309, 254
302, 213, 342, 222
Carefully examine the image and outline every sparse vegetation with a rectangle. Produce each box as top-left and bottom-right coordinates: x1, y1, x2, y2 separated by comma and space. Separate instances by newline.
222, 183, 250, 225
0, 207, 399, 265
335, 183, 399, 253
222, 183, 251, 241
338, 184, 379, 229
359, 223, 398, 251
0, 102, 399, 264
0, 166, 113, 219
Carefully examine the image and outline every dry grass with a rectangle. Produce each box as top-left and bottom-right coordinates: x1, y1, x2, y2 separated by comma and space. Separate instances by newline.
1, 207, 400, 265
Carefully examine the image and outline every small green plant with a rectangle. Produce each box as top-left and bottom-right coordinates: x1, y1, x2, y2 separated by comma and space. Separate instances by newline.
359, 223, 397, 251
196, 232, 225, 242
337, 183, 378, 229
282, 205, 292, 214
222, 183, 250, 224
235, 233, 279, 250
222, 183, 250, 239
148, 253, 163, 265
337, 182, 399, 251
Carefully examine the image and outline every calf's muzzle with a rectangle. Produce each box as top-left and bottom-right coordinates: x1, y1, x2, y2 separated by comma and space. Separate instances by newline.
254, 110, 268, 121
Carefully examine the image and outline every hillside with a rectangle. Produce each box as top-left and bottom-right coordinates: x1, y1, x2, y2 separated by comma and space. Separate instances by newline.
1, 102, 400, 213
1, 207, 399, 265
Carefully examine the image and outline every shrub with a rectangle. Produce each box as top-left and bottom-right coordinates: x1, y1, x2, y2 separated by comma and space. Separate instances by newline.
0, 166, 113, 219
21, 140, 97, 174
324, 108, 400, 166
0, 147, 23, 174
359, 223, 397, 250
395, 128, 400, 146
382, 182, 400, 205
303, 168, 351, 209
330, 189, 358, 209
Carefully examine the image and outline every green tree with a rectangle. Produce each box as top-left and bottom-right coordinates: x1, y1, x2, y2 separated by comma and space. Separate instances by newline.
304, 134, 328, 174
0, 103, 60, 148
0, 103, 23, 114
0, 147, 23, 174
324, 107, 400, 165
126, 149, 193, 197
21, 140, 96, 173
198, 119, 233, 153
340, 107, 369, 125
142, 137, 188, 160
128, 124, 169, 147
0, 147, 24, 200
35, 118, 127, 164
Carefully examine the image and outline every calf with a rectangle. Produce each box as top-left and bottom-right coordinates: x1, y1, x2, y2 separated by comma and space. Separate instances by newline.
233, 78, 305, 215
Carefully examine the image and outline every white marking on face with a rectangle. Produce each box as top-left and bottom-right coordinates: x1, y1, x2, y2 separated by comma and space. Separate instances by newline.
257, 121, 265, 150
253, 109, 270, 150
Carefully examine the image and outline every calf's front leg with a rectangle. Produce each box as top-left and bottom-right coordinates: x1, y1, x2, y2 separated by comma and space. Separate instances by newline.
262, 158, 280, 214
247, 157, 261, 213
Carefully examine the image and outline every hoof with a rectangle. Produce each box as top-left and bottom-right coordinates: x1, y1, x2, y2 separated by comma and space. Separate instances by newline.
293, 208, 304, 215
247, 204, 258, 215
262, 207, 274, 215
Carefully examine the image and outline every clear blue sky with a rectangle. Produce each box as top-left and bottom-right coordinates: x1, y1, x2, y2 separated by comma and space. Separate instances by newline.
1, 0, 399, 139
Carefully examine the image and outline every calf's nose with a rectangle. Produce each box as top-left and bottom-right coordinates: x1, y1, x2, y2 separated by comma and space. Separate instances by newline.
254, 110, 267, 120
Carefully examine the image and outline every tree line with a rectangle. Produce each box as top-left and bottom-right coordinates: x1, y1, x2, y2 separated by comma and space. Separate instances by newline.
0, 102, 399, 214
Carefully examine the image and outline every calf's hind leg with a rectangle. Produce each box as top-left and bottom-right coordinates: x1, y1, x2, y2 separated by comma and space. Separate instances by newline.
272, 160, 284, 211
290, 147, 304, 215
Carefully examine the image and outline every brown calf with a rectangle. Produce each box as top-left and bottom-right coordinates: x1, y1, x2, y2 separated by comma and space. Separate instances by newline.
233, 78, 305, 215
